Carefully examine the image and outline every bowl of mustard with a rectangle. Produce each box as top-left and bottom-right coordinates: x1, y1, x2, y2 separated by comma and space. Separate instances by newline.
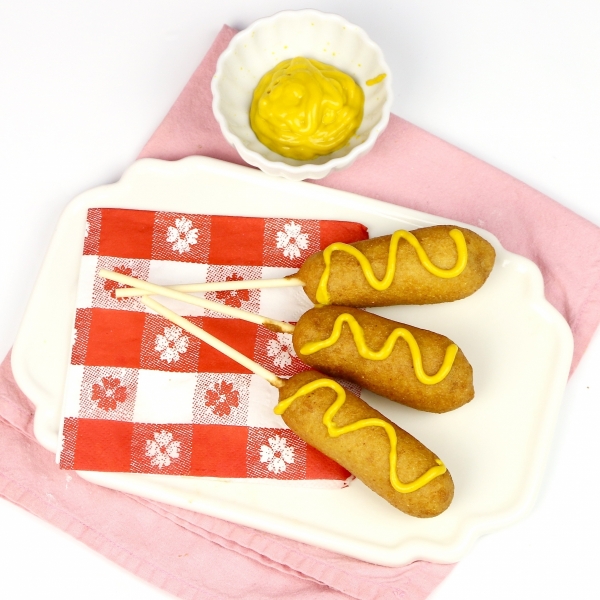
212, 10, 393, 181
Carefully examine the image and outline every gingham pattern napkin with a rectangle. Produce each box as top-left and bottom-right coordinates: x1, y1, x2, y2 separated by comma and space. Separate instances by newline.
58, 208, 368, 482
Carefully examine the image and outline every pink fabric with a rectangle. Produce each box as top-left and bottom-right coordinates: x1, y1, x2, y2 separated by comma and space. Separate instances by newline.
2, 24, 600, 600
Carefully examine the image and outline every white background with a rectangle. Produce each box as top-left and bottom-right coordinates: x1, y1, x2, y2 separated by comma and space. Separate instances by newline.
1, 1, 599, 598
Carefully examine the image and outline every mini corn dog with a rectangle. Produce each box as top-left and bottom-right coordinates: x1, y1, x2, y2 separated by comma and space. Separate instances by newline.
276, 370, 454, 517
115, 225, 495, 308
294, 225, 495, 307
134, 293, 454, 517
293, 305, 473, 413
105, 271, 473, 413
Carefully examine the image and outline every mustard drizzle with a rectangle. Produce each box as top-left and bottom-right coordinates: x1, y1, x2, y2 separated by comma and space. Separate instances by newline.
274, 378, 446, 493
299, 313, 458, 385
315, 228, 468, 305
366, 73, 387, 86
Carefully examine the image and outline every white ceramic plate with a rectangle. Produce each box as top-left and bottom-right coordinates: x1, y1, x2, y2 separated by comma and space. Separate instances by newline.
12, 156, 573, 566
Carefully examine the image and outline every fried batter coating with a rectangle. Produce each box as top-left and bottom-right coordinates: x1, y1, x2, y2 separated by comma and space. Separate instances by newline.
278, 371, 454, 517
294, 225, 495, 307
293, 306, 474, 413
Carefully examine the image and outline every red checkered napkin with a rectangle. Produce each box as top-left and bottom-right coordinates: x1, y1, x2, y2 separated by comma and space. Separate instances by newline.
58, 208, 368, 485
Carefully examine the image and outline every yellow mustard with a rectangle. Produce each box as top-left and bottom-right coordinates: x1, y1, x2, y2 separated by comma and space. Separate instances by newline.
249, 57, 364, 160
299, 313, 458, 384
274, 378, 446, 493
316, 228, 468, 305
366, 73, 387, 86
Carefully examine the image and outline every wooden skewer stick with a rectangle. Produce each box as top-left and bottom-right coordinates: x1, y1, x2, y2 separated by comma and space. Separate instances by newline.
141, 296, 284, 389
99, 269, 295, 334
115, 277, 305, 298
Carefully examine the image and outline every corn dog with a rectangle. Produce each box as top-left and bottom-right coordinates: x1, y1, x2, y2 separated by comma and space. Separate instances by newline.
104, 269, 474, 413
137, 295, 453, 517
293, 305, 473, 413
114, 225, 494, 307
293, 225, 495, 307
276, 370, 454, 517
103, 270, 473, 413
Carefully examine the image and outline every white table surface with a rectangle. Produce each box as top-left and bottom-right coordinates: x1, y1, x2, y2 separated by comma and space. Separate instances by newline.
2, 1, 599, 598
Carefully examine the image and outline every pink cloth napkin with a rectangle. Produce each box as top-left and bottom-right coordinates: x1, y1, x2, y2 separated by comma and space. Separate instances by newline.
2, 24, 600, 600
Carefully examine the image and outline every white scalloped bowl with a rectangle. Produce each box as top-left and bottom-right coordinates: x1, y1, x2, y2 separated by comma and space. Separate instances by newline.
211, 10, 393, 181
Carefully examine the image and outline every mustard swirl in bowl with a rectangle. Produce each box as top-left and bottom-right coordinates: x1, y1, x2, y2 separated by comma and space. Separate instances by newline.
250, 57, 364, 161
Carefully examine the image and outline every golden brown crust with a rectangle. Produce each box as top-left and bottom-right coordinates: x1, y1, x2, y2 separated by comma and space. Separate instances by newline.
295, 225, 496, 307
278, 371, 454, 517
293, 306, 474, 413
